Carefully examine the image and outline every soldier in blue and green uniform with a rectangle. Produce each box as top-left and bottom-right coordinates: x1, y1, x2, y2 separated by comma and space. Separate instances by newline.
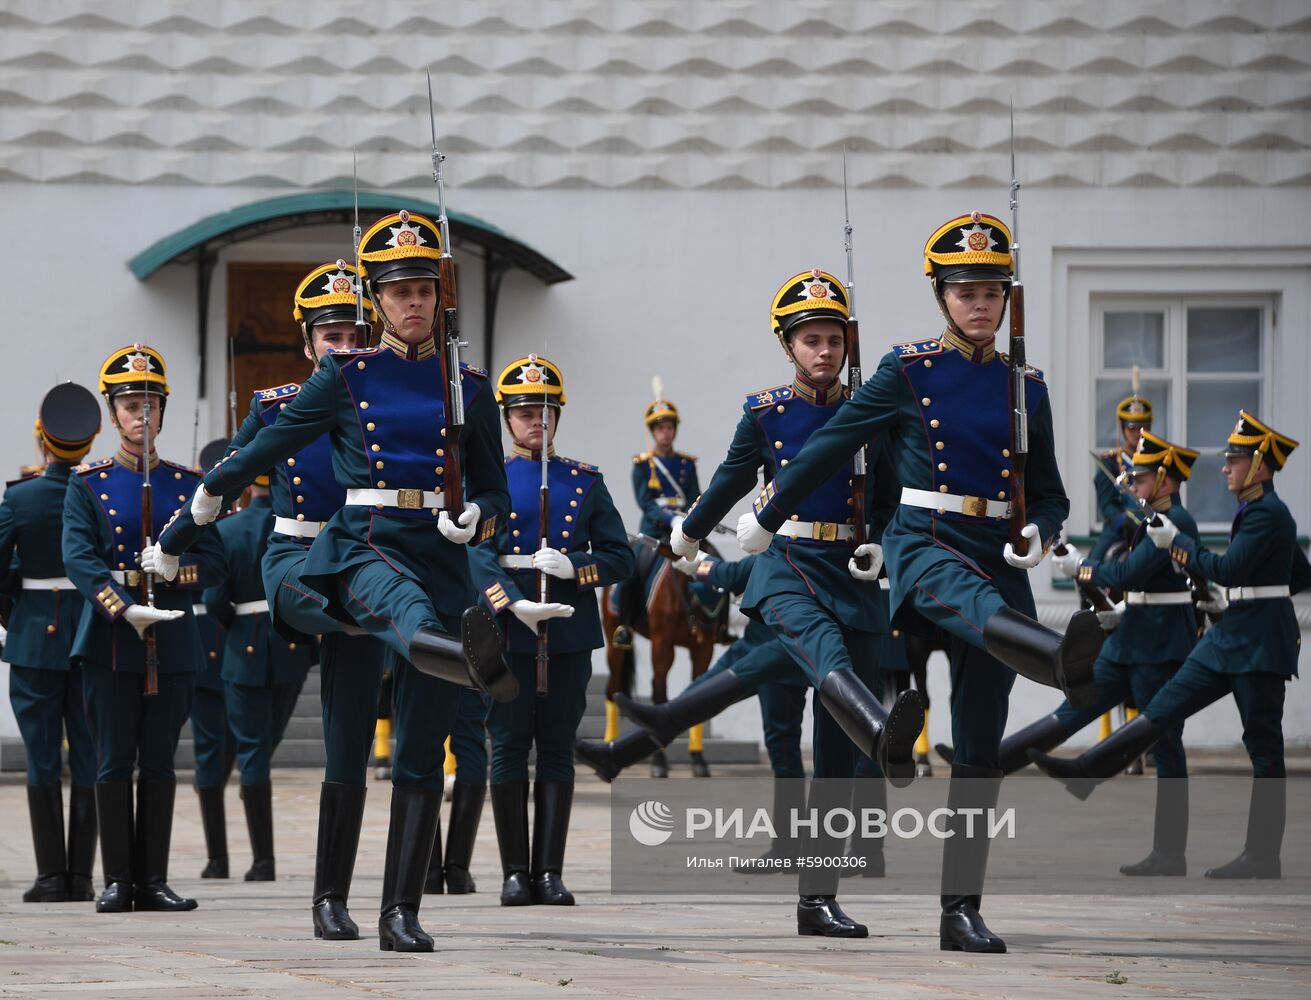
204, 476, 316, 882
175, 212, 514, 952
1, 383, 102, 902
64, 345, 227, 914
1090, 388, 1152, 561
642, 269, 923, 937
732, 217, 1105, 953
1029, 430, 1202, 876
470, 355, 634, 906
1034, 411, 1308, 880
189, 437, 235, 881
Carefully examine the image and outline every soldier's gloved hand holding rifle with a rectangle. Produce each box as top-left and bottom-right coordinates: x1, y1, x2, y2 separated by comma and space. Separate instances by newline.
532, 548, 573, 579
1050, 541, 1083, 578
1003, 523, 1044, 569
191, 484, 222, 525
140, 542, 179, 582
847, 543, 884, 580
1145, 517, 1179, 550
437, 501, 481, 545
1095, 601, 1125, 632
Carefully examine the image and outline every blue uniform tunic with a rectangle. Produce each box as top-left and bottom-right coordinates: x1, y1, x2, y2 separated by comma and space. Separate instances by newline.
751, 332, 1070, 770
0, 463, 95, 786
1144, 482, 1309, 777
470, 447, 634, 783
632, 451, 699, 539
62, 450, 227, 782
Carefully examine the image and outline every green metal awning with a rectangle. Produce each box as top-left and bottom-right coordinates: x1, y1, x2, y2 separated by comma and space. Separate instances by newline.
128, 191, 572, 285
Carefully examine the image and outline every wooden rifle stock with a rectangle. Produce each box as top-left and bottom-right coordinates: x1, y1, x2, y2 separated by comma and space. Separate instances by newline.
847, 315, 869, 568
438, 255, 464, 512
1007, 282, 1029, 555
536, 445, 550, 696
141, 474, 159, 697
1050, 542, 1115, 613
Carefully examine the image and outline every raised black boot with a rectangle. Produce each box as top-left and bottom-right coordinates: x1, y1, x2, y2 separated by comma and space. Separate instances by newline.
1028, 715, 1164, 801
196, 785, 229, 878
796, 777, 866, 937
983, 607, 1102, 709
133, 779, 198, 911
491, 781, 531, 906
378, 785, 441, 952
94, 781, 134, 913
240, 783, 275, 881
312, 782, 367, 940
940, 763, 1005, 953
408, 608, 517, 703
614, 669, 749, 748
22, 784, 68, 902
1206, 777, 1284, 879
574, 730, 660, 784
818, 670, 924, 789
443, 781, 486, 894
530, 782, 576, 905
66, 784, 98, 901
423, 816, 444, 894
736, 776, 805, 874
1121, 777, 1187, 876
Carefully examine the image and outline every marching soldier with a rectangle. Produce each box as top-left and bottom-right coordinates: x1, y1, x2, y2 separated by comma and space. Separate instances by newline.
610, 386, 699, 651
635, 269, 922, 936
730, 218, 1105, 952
1034, 411, 1308, 880
204, 474, 316, 881
170, 212, 514, 951
1090, 384, 1152, 561
191, 437, 235, 880
470, 355, 633, 906
1037, 430, 1201, 875
0, 383, 102, 902
65, 345, 226, 913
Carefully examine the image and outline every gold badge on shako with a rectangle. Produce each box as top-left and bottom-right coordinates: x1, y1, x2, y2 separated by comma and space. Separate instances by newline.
958, 223, 997, 253
387, 209, 427, 249
123, 350, 155, 374
801, 269, 833, 301
323, 261, 356, 295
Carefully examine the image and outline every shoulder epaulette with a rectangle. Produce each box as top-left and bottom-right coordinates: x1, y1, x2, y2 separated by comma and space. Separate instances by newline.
556, 455, 599, 475
75, 458, 113, 477
255, 383, 301, 402
632, 452, 649, 464
5, 472, 37, 489
460, 362, 488, 378
161, 459, 202, 477
747, 385, 793, 410
676, 451, 697, 462
892, 338, 944, 360
997, 352, 1045, 382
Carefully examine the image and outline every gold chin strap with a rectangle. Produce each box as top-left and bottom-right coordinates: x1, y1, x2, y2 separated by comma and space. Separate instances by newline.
1243, 446, 1267, 489
1151, 466, 1167, 502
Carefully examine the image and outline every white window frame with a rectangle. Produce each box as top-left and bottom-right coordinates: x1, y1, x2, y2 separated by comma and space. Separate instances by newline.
1050, 247, 1310, 537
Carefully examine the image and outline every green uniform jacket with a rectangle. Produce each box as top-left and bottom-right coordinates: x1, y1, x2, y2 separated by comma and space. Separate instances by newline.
0, 464, 87, 670
471, 452, 633, 655
1168, 482, 1308, 677
63, 453, 227, 673
1078, 499, 1200, 665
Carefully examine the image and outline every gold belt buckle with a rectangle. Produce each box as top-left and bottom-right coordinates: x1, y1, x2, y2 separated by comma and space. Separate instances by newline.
960, 495, 988, 518
811, 521, 839, 542
396, 488, 423, 510
124, 570, 141, 587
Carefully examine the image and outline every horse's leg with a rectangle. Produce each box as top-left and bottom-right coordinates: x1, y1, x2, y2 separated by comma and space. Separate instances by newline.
601, 587, 624, 741
686, 641, 714, 778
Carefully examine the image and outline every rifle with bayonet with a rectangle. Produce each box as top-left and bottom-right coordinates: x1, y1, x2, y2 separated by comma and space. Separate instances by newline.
140, 392, 160, 697
1006, 101, 1031, 557
535, 356, 550, 696
841, 147, 870, 570
426, 68, 466, 514
351, 149, 370, 345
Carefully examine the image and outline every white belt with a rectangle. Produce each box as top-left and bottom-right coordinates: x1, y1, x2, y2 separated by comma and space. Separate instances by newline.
109, 570, 142, 585
776, 520, 856, 542
498, 555, 535, 569
345, 488, 444, 511
192, 604, 206, 616
1222, 585, 1290, 602
273, 516, 324, 538
21, 577, 73, 591
234, 600, 269, 616
879, 577, 890, 591
655, 497, 682, 507
1124, 591, 1194, 606
900, 487, 1010, 519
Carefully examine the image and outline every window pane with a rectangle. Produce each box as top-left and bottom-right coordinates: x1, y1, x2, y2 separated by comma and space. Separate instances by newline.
1094, 378, 1171, 449
1187, 308, 1260, 372
1103, 311, 1165, 368
1185, 379, 1261, 524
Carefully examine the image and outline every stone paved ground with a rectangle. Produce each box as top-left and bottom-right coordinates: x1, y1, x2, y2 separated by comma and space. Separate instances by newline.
0, 762, 1306, 999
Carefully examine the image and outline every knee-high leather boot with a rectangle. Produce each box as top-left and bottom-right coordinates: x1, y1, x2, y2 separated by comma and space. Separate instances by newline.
491, 781, 531, 906
983, 608, 1103, 709
312, 782, 368, 940
573, 729, 660, 784
614, 670, 749, 747
939, 763, 1005, 953
66, 784, 98, 901
133, 779, 197, 911
22, 784, 68, 902
240, 783, 275, 881
1028, 715, 1164, 801
1206, 777, 1284, 879
530, 782, 575, 905
196, 785, 229, 878
443, 781, 486, 894
94, 781, 134, 913
378, 785, 441, 952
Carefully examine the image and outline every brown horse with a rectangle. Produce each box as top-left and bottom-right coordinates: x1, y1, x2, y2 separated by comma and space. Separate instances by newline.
602, 549, 729, 777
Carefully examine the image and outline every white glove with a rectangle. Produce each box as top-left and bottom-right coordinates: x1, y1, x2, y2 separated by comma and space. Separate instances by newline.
509, 600, 575, 630
671, 553, 707, 578
669, 515, 699, 559
532, 547, 574, 580
122, 603, 185, 639
0, 624, 8, 647
437, 501, 481, 545
1146, 517, 1179, 550
1197, 584, 1228, 617
1002, 523, 1044, 569
190, 485, 222, 526
736, 511, 773, 555
1095, 601, 1125, 632
140, 542, 179, 582
847, 542, 884, 581
1050, 543, 1083, 579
